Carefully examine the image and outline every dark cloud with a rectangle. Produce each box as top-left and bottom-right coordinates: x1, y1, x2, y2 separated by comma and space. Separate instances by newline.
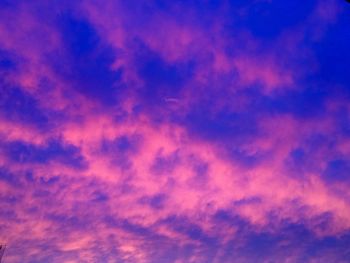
3, 139, 87, 169
0, 86, 49, 127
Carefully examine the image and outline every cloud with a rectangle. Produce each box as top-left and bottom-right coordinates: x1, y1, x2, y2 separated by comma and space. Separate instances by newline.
0, 0, 350, 262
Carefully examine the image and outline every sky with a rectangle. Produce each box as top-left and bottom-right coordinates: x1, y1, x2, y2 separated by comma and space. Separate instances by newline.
0, 0, 350, 262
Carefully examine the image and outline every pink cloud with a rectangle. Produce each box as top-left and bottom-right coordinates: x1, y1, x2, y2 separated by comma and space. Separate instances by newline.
1, 0, 350, 261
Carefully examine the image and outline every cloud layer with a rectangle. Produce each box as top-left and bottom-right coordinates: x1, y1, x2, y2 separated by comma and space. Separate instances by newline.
1, 1, 350, 262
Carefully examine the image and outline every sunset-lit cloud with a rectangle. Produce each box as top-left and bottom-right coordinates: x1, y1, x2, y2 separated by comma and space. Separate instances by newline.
1, 1, 350, 262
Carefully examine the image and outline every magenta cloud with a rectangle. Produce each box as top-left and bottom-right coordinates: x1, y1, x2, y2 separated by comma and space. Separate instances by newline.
1, 0, 350, 262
